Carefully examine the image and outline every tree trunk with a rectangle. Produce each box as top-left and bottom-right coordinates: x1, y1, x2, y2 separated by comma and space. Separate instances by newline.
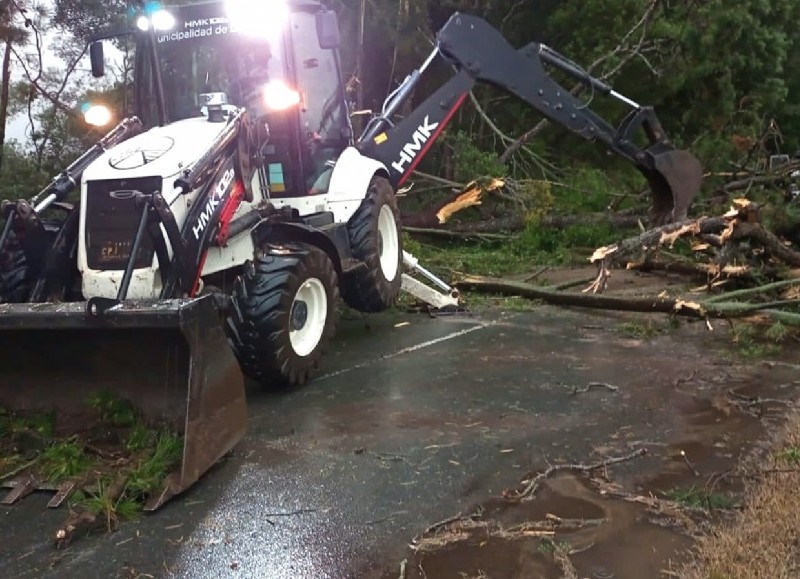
0, 39, 12, 171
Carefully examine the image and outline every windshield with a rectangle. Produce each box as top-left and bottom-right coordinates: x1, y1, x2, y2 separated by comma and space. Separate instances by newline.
135, 3, 284, 126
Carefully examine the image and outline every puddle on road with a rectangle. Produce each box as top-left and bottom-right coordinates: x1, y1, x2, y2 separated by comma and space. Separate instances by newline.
377, 360, 800, 579
379, 472, 692, 579
394, 533, 563, 579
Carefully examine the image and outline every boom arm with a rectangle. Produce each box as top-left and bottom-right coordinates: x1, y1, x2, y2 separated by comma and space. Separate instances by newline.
356, 13, 703, 225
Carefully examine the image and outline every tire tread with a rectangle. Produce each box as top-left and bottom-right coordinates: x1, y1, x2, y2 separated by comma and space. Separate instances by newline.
226, 243, 339, 388
341, 176, 402, 312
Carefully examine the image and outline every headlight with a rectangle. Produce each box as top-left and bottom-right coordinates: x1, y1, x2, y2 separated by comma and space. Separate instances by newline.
82, 104, 112, 127
137, 9, 175, 31
263, 80, 300, 111
151, 10, 175, 30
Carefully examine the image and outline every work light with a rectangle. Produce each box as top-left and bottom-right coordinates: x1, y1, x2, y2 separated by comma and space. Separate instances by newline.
82, 104, 112, 127
262, 80, 300, 111
225, 0, 288, 40
136, 9, 175, 31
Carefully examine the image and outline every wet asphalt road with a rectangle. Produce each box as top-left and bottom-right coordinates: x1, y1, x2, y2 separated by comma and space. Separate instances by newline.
2, 306, 798, 578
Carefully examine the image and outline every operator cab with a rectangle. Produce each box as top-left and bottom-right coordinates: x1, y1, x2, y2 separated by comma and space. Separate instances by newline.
89, 0, 352, 198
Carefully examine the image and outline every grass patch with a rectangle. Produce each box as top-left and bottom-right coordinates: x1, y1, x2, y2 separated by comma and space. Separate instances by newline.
0, 454, 24, 476
125, 422, 156, 452
1, 392, 184, 534
775, 447, 800, 466
731, 321, 794, 360
537, 538, 571, 554
458, 293, 543, 312
39, 438, 93, 483
616, 318, 679, 339
403, 218, 632, 282
664, 485, 736, 510
88, 391, 137, 428
765, 321, 793, 343
78, 477, 143, 531
0, 406, 56, 440
126, 429, 183, 498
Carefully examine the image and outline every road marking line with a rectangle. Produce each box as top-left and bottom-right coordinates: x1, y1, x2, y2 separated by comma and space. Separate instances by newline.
316, 322, 492, 382
381, 323, 490, 358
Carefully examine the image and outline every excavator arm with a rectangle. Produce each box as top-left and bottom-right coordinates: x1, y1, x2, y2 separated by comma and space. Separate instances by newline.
356, 13, 703, 225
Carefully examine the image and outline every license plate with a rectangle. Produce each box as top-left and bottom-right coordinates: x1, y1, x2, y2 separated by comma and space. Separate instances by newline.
99, 241, 132, 262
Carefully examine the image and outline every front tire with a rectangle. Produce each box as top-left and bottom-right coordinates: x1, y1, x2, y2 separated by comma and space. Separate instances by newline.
341, 175, 403, 312
226, 242, 339, 388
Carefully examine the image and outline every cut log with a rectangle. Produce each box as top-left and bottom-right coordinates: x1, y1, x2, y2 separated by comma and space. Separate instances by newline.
455, 275, 800, 326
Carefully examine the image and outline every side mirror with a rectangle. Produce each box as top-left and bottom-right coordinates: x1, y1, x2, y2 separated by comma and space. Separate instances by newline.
315, 10, 340, 49
89, 41, 105, 78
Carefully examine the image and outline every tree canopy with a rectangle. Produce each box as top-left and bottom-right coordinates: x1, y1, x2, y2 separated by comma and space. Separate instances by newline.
1, 0, 799, 201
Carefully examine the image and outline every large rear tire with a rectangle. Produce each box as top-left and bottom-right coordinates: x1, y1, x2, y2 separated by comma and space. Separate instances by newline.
341, 175, 402, 312
0, 232, 33, 303
226, 242, 339, 388
1, 206, 81, 303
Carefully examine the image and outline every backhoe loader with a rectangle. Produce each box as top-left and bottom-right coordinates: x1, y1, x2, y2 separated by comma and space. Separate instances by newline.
0, 0, 704, 512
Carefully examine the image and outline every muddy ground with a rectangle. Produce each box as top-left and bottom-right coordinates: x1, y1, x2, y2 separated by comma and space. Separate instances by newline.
1, 268, 798, 578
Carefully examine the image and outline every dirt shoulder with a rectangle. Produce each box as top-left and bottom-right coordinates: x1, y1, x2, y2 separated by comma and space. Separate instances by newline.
677, 393, 800, 579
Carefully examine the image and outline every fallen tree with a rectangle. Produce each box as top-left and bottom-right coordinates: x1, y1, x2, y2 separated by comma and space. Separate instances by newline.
456, 275, 800, 327
451, 198, 800, 327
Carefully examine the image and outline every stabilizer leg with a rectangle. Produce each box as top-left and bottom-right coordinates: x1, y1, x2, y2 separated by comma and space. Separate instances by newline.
400, 251, 461, 310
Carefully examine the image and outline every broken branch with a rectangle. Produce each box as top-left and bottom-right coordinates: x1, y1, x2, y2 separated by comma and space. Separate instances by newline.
504, 448, 647, 501
571, 382, 620, 395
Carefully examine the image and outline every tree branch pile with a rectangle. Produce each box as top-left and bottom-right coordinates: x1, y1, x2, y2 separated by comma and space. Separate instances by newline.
593, 198, 800, 279
454, 198, 800, 328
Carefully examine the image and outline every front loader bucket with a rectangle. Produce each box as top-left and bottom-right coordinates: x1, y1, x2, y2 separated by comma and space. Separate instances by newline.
0, 295, 246, 511
643, 149, 705, 225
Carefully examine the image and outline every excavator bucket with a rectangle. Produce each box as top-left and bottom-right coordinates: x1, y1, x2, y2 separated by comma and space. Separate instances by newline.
0, 295, 247, 511
645, 149, 705, 225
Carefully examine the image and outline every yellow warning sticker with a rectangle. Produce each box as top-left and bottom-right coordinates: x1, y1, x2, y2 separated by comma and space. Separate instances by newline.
374, 132, 388, 145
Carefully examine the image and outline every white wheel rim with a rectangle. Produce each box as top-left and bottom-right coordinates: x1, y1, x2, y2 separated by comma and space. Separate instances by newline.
377, 204, 400, 282
289, 277, 328, 357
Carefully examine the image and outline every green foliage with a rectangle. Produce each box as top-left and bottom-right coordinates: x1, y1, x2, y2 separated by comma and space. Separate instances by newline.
776, 447, 800, 466
616, 319, 674, 340
1, 387, 184, 529
77, 477, 142, 531
552, 167, 639, 213
515, 220, 623, 265
52, 0, 129, 44
0, 143, 55, 203
536, 0, 800, 167
0, 407, 56, 439
40, 438, 92, 483
731, 322, 788, 359
125, 422, 155, 452
126, 429, 183, 497
447, 130, 507, 183
88, 392, 137, 428
403, 217, 624, 281
765, 321, 791, 344
538, 538, 571, 554
665, 486, 736, 510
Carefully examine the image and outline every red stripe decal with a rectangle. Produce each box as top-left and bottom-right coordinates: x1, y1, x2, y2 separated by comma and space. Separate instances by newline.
191, 179, 245, 297
216, 180, 246, 247
398, 92, 469, 187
